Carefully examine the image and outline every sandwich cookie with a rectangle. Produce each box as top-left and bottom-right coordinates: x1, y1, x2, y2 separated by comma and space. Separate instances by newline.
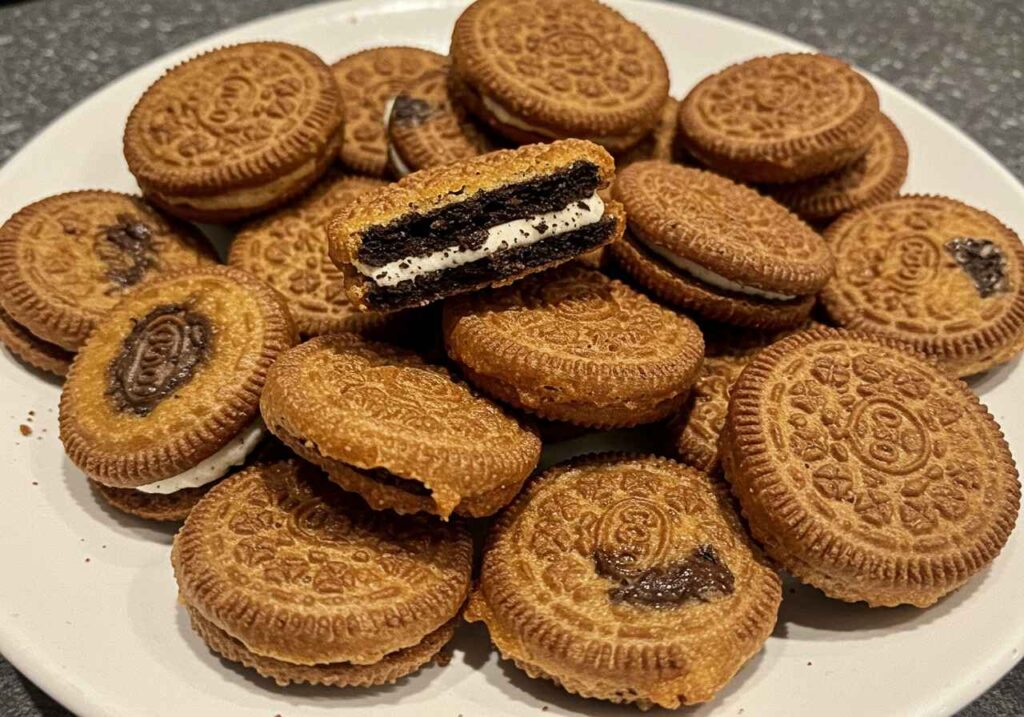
385, 63, 498, 177
228, 171, 387, 337
443, 264, 704, 428
173, 460, 472, 686
450, 0, 669, 153
0, 191, 216, 352
0, 307, 73, 377
465, 453, 781, 708
331, 46, 445, 177
678, 53, 880, 183
124, 42, 343, 222
59, 266, 296, 521
820, 195, 1024, 376
610, 161, 833, 329
260, 333, 541, 518
766, 115, 909, 223
722, 328, 1020, 607
329, 139, 624, 312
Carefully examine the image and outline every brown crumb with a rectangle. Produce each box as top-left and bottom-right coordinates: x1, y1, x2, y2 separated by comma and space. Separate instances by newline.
807, 661, 813, 666
84, 558, 91, 563
434, 650, 452, 667
18, 424, 31, 436
31, 481, 38, 486
28, 410, 34, 416
542, 707, 549, 712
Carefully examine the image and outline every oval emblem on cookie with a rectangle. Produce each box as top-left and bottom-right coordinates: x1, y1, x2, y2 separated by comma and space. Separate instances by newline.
595, 497, 670, 574
848, 397, 929, 475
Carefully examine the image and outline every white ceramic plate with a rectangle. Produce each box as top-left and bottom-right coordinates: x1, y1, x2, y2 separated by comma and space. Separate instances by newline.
2, 1, 1023, 715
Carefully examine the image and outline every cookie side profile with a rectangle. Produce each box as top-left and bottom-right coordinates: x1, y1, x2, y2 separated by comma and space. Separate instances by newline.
450, 0, 669, 152
617, 97, 681, 167
443, 265, 704, 427
0, 306, 73, 377
678, 53, 880, 183
610, 161, 832, 329
59, 266, 296, 518
0, 191, 216, 351
173, 460, 471, 681
820, 195, 1024, 376
124, 42, 343, 222
466, 454, 781, 708
766, 114, 908, 222
722, 328, 1020, 607
385, 62, 499, 176
329, 139, 623, 312
260, 333, 541, 518
331, 46, 445, 177
228, 171, 387, 337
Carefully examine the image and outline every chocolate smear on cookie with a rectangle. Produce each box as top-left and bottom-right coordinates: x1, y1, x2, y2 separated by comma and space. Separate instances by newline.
594, 544, 735, 608
108, 304, 211, 416
945, 237, 1008, 298
391, 95, 435, 127
96, 213, 157, 290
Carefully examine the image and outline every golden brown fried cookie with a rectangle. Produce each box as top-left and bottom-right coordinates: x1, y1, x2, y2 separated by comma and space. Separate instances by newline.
228, 171, 387, 337
90, 480, 210, 522
0, 306, 73, 377
722, 328, 1020, 607
610, 161, 833, 329
678, 53, 880, 183
386, 62, 499, 176
124, 42, 343, 222
766, 115, 909, 222
465, 453, 781, 708
617, 97, 681, 167
443, 265, 704, 428
173, 460, 471, 684
450, 0, 669, 152
820, 195, 1024, 376
331, 46, 445, 177
0, 191, 215, 351
260, 333, 541, 518
329, 139, 623, 312
59, 266, 295, 518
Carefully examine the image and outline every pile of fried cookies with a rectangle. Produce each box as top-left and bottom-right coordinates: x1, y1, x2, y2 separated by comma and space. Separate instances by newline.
1, 0, 1021, 710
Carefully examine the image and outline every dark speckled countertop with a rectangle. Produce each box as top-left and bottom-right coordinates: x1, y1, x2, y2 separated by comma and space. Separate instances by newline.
0, 1, 1022, 715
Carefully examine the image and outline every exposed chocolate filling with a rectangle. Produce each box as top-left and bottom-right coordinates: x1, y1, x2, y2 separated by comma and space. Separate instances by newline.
364, 216, 615, 311
594, 544, 735, 608
356, 161, 601, 267
945, 236, 1008, 298
391, 94, 436, 128
96, 213, 157, 290
358, 466, 432, 497
107, 304, 210, 416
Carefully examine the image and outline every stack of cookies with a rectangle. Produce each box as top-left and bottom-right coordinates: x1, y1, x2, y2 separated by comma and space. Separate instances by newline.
1, 0, 1021, 710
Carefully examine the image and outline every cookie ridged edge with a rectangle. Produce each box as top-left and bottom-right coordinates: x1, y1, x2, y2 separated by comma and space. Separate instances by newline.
0, 307, 73, 377
677, 53, 880, 184
59, 266, 297, 486
91, 479, 208, 521
124, 41, 344, 196
819, 194, 1024, 376
722, 327, 1021, 607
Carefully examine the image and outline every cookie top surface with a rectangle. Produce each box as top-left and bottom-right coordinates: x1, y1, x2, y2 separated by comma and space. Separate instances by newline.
678, 53, 879, 178
229, 171, 386, 336
59, 266, 296, 487
172, 460, 472, 665
443, 264, 703, 403
726, 329, 1019, 597
331, 46, 445, 176
330, 139, 615, 262
450, 0, 669, 137
767, 114, 908, 221
467, 453, 780, 708
124, 42, 343, 194
820, 195, 1024, 367
387, 63, 497, 173
614, 162, 833, 294
0, 191, 216, 350
259, 333, 541, 515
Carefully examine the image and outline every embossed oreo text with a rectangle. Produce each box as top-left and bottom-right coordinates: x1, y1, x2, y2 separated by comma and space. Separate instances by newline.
108, 305, 211, 416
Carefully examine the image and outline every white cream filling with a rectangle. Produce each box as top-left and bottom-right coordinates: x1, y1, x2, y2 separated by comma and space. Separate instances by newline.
135, 420, 265, 494
639, 238, 798, 301
353, 192, 605, 287
382, 95, 413, 177
481, 94, 618, 147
